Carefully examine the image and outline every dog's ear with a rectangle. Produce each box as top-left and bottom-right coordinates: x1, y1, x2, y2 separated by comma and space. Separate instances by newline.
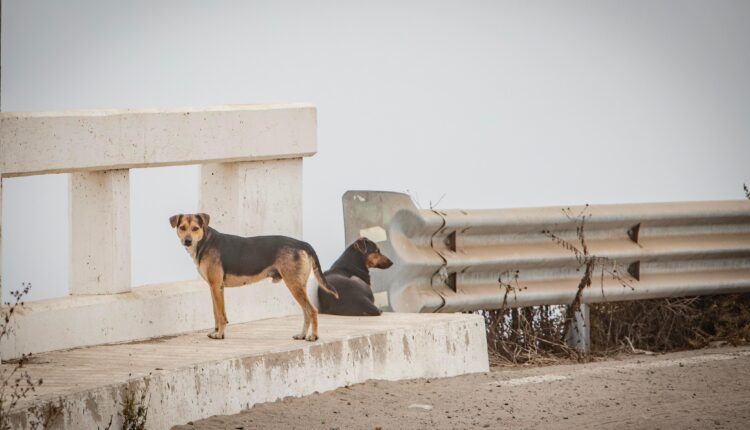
169, 214, 182, 228
354, 237, 368, 254
196, 213, 210, 228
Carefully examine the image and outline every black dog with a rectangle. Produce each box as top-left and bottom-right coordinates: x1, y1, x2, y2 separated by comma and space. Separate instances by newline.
318, 237, 393, 316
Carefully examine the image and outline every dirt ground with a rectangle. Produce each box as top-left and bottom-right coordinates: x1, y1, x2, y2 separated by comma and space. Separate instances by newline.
172, 346, 750, 429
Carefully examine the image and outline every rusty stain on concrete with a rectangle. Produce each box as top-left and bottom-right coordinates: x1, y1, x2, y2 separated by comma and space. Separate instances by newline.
85, 393, 102, 422
402, 335, 412, 361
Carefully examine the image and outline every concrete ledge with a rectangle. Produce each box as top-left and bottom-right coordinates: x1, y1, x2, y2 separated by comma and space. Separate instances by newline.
6, 313, 489, 430
0, 104, 316, 177
0, 280, 301, 360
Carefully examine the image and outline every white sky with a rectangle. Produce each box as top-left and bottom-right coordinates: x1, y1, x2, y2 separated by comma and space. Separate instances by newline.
2, 0, 750, 302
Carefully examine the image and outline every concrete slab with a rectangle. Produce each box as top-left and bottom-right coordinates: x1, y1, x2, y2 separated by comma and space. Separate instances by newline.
4, 313, 488, 429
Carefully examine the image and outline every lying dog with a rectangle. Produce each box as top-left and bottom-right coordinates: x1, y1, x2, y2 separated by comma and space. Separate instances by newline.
170, 213, 338, 341
318, 237, 392, 316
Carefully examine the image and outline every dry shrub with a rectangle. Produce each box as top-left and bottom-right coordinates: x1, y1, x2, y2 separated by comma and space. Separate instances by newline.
1, 284, 44, 430
482, 293, 750, 367
481, 306, 582, 367
590, 293, 750, 354
119, 383, 149, 430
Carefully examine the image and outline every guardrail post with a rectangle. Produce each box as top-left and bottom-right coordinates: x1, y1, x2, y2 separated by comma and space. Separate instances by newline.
200, 159, 303, 237
566, 303, 591, 353
69, 170, 131, 295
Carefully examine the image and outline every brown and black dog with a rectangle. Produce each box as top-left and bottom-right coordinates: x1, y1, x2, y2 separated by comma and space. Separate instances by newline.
318, 237, 392, 316
170, 213, 338, 341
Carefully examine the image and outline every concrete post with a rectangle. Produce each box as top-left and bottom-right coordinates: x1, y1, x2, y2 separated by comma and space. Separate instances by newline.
200, 159, 303, 238
69, 170, 131, 295
0, 177, 3, 304
566, 303, 591, 353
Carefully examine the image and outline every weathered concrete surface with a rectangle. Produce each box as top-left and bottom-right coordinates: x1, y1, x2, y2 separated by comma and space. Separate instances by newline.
4, 313, 488, 429
200, 158, 303, 237
0, 280, 302, 361
178, 345, 750, 429
0, 104, 316, 178
69, 169, 131, 295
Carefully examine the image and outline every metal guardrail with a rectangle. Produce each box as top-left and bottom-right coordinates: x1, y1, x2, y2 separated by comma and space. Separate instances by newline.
343, 191, 750, 313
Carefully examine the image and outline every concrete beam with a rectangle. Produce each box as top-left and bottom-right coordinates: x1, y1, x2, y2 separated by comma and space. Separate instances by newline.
0, 178, 3, 306
69, 170, 131, 295
6, 313, 489, 429
0, 104, 317, 178
200, 158, 303, 237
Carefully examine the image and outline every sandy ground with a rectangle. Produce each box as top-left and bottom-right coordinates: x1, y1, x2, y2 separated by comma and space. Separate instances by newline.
172, 346, 750, 429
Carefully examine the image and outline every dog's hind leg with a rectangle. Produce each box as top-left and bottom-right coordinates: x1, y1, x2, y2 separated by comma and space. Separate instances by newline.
359, 298, 382, 316
279, 252, 319, 341
286, 280, 318, 341
284, 278, 318, 342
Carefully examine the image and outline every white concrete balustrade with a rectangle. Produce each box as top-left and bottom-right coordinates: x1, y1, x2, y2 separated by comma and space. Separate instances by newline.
0, 104, 317, 360
70, 169, 131, 295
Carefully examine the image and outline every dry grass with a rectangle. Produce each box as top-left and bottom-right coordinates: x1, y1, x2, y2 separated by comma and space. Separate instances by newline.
481, 306, 584, 367
590, 293, 750, 354
1, 284, 44, 430
119, 383, 149, 430
482, 293, 750, 367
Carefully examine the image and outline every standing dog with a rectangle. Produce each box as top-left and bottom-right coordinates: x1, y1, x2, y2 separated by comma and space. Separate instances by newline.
318, 237, 392, 316
169, 213, 338, 341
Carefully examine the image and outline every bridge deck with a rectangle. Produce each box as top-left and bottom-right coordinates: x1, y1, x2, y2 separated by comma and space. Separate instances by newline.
4, 313, 488, 429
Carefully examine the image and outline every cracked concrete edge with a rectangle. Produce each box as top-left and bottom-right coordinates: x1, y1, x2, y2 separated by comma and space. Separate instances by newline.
7, 314, 488, 430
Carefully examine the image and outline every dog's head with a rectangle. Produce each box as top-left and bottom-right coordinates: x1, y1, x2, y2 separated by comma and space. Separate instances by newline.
353, 237, 393, 269
169, 213, 210, 247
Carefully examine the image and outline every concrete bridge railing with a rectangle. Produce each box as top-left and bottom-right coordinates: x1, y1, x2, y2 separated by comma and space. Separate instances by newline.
0, 104, 317, 360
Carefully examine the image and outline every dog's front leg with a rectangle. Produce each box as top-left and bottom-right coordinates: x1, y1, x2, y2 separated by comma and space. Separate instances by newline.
209, 285, 220, 335
208, 283, 226, 339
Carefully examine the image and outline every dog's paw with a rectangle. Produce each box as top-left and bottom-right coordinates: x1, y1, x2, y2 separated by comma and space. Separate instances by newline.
292, 334, 306, 340
207, 332, 224, 340
305, 334, 319, 342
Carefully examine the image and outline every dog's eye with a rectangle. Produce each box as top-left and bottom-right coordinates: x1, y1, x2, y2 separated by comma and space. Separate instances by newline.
179, 226, 186, 231
191, 226, 199, 232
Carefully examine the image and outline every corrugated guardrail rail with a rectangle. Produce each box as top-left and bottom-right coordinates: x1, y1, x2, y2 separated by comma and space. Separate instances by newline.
342, 191, 750, 313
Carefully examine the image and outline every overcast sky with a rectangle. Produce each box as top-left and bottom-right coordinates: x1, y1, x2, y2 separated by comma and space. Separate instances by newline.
2, 0, 749, 302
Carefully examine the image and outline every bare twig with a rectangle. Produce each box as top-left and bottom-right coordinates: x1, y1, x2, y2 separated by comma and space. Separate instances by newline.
1, 284, 44, 430
542, 206, 634, 348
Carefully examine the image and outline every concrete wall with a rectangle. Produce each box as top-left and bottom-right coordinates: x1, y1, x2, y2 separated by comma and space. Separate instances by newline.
1, 280, 302, 361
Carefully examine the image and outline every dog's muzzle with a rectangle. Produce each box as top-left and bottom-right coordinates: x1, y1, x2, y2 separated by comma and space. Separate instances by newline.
379, 256, 394, 269
183, 237, 193, 246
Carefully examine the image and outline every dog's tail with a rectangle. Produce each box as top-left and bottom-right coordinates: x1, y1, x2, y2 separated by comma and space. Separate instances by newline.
303, 243, 339, 300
